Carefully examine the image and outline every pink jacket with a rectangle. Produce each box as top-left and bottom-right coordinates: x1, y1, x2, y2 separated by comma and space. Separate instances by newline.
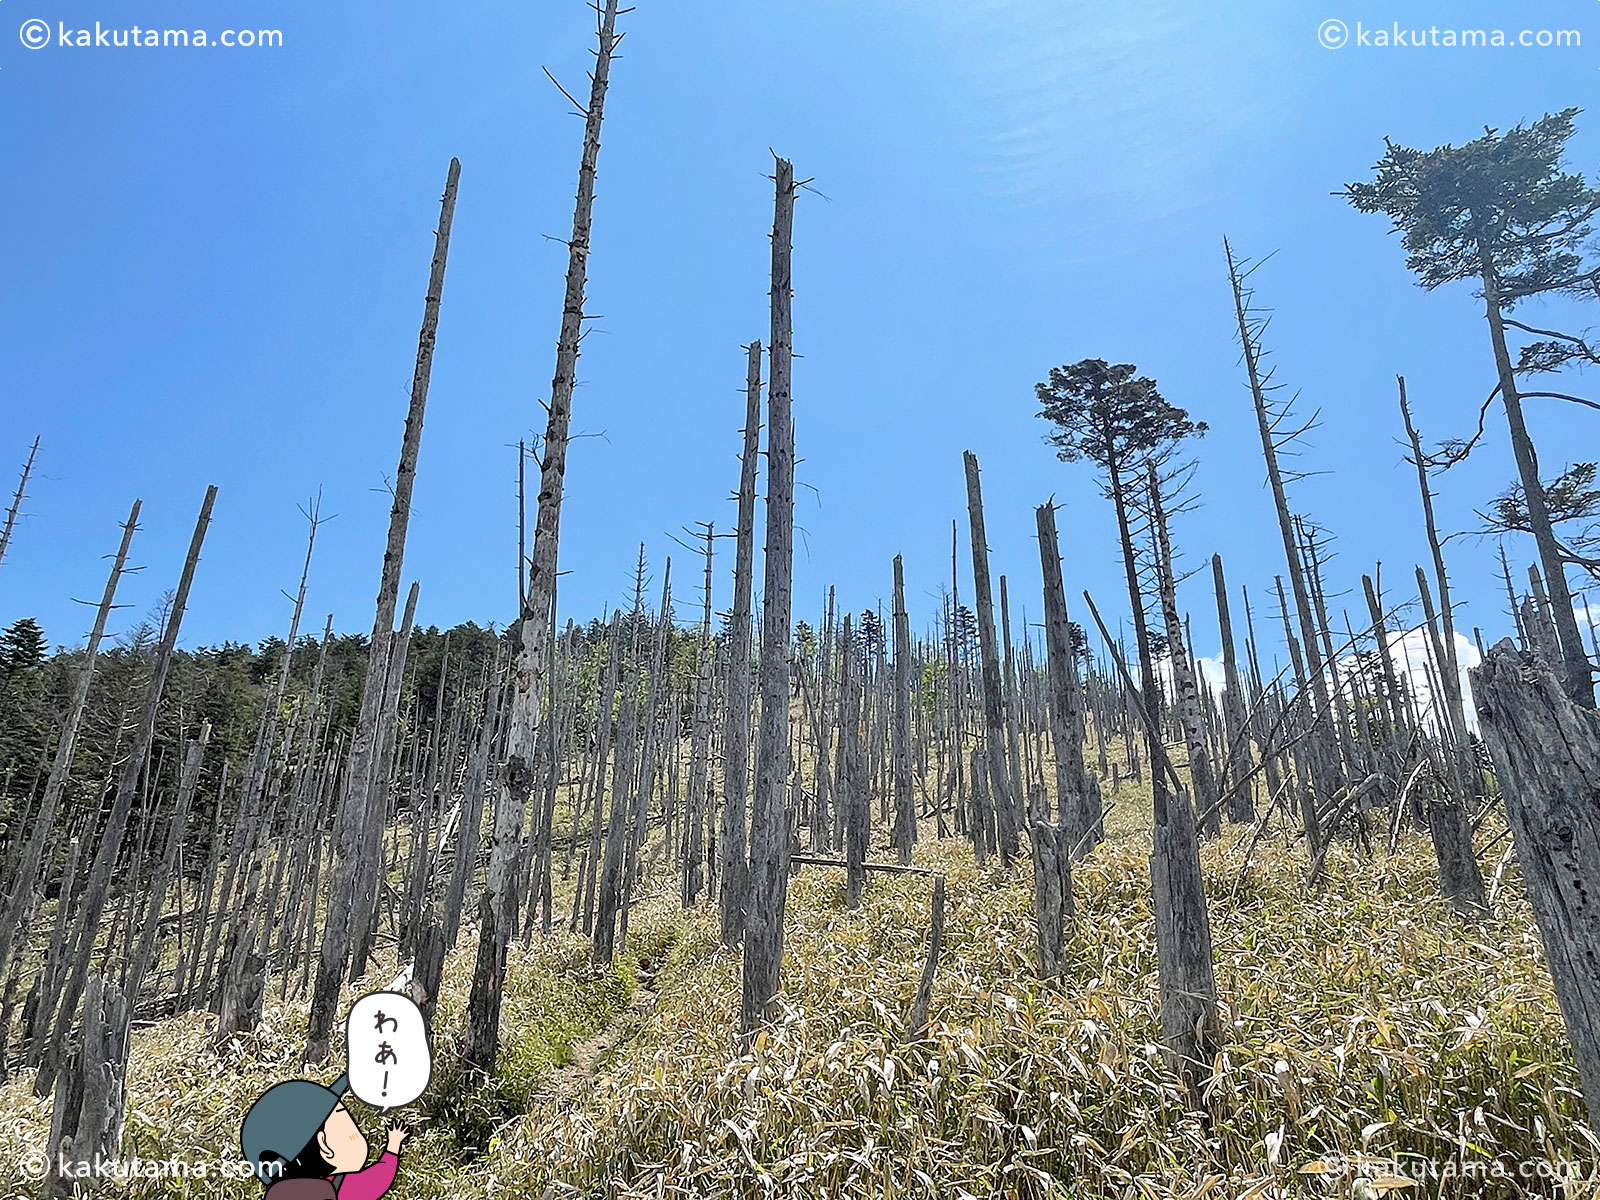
335, 1152, 399, 1200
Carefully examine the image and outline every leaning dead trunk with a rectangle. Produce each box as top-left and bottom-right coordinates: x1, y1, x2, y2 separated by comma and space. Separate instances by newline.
0, 434, 39, 571
1472, 640, 1600, 1127
34, 486, 215, 1098
307, 159, 460, 1065
0, 500, 138, 994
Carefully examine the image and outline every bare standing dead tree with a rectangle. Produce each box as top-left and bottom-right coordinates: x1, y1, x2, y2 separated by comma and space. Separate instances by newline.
962, 451, 1020, 867
36, 485, 216, 1098
742, 156, 798, 1038
306, 158, 461, 1065
0, 436, 39, 572
719, 342, 762, 947
464, 0, 622, 1076
0, 500, 139, 999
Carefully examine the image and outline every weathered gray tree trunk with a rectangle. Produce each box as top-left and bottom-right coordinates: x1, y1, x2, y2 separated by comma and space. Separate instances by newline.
1035, 503, 1100, 854
719, 343, 762, 946
683, 526, 715, 904
125, 724, 210, 1005
962, 451, 1020, 866
1413, 571, 1488, 916
839, 617, 867, 909
1083, 589, 1218, 1092
1150, 778, 1219, 1092
619, 565, 672, 952
45, 975, 129, 1198
1029, 820, 1075, 979
348, 579, 420, 980
1148, 463, 1223, 838
903, 876, 945, 1039
307, 159, 459, 1065
0, 434, 39, 571
1226, 239, 1339, 843
463, 3, 621, 1075
891, 556, 915, 865
1211, 555, 1255, 823
1472, 640, 1600, 1126
36, 486, 215, 1097
741, 158, 797, 1038
0, 500, 138, 994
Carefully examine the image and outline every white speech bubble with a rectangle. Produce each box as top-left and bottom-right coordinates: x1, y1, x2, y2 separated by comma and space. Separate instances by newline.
345, 992, 431, 1110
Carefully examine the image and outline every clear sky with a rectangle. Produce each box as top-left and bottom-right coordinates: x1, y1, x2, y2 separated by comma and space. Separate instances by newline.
3, 0, 1596, 682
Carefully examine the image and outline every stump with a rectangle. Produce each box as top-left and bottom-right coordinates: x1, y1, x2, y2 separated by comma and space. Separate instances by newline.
1472, 640, 1600, 1128
904, 876, 946, 1039
1030, 822, 1075, 978
46, 975, 130, 1198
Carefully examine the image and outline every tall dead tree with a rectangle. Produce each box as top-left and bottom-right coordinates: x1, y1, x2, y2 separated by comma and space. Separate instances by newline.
1085, 589, 1218, 1092
0, 435, 39, 571
464, 0, 621, 1073
891, 555, 915, 865
1035, 502, 1099, 854
962, 451, 1020, 867
0, 500, 139, 994
1225, 240, 1337, 849
1211, 555, 1255, 823
741, 157, 797, 1038
1472, 641, 1600, 1126
1147, 462, 1222, 839
306, 159, 460, 1064
719, 342, 762, 946
683, 524, 715, 905
36, 485, 216, 1097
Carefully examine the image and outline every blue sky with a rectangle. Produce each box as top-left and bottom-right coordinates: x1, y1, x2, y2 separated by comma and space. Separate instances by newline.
3, 0, 1597, 677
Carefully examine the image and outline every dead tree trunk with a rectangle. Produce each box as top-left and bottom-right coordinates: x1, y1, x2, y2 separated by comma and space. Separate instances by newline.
1211, 555, 1255, 824
1472, 640, 1600, 1126
1226, 239, 1339, 843
1084, 589, 1218, 1092
1148, 463, 1222, 838
45, 975, 129, 1197
36, 486, 215, 1098
719, 342, 762, 947
0, 434, 39, 571
1035, 502, 1100, 855
962, 451, 1020, 867
1029, 821, 1075, 978
683, 525, 715, 905
839, 617, 867, 909
891, 556, 915, 865
903, 876, 945, 1039
125, 724, 210, 1005
0, 500, 138, 994
741, 157, 797, 1038
307, 159, 460, 1065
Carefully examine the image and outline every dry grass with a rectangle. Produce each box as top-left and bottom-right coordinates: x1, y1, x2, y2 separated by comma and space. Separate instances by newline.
2, 806, 1596, 1200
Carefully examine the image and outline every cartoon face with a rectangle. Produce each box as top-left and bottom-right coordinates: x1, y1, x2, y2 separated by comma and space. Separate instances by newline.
315, 1103, 369, 1174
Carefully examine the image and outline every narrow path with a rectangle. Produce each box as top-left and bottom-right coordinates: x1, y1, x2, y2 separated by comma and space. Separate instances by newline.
534, 963, 657, 1107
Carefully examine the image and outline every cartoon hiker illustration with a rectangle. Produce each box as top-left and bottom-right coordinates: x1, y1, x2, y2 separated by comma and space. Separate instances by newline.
240, 1073, 410, 1199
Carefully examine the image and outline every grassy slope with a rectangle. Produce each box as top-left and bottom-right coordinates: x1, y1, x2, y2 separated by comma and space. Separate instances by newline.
2, 791, 1596, 1199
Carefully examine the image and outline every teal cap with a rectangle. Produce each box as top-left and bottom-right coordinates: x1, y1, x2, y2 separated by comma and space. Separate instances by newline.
240, 1073, 349, 1182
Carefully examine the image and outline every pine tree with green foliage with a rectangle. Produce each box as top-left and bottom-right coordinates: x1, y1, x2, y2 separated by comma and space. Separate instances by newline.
1345, 109, 1600, 707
